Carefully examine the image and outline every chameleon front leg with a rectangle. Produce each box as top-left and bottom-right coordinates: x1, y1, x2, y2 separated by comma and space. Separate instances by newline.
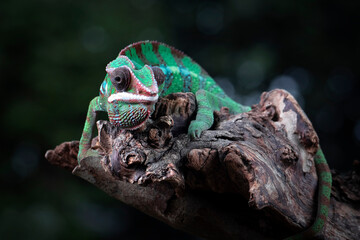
188, 89, 250, 138
78, 96, 106, 162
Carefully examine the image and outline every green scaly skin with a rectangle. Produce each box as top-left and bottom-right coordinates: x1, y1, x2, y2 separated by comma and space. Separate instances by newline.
78, 41, 332, 239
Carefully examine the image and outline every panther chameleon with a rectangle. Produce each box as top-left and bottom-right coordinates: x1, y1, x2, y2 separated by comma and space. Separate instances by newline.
78, 41, 332, 240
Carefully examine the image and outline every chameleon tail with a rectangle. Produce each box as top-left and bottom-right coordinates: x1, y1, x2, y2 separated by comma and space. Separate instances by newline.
284, 148, 332, 240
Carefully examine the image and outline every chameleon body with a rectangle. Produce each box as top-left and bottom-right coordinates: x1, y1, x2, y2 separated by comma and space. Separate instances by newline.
78, 41, 332, 239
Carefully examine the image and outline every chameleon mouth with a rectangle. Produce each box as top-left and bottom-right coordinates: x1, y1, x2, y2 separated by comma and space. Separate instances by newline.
108, 92, 158, 104
108, 104, 150, 129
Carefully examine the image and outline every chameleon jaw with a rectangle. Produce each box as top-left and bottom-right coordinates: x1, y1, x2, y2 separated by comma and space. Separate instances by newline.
107, 103, 152, 130
107, 92, 159, 104
109, 111, 150, 130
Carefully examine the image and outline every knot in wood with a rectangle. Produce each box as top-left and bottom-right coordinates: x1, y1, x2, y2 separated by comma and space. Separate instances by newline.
279, 145, 298, 164
124, 150, 146, 166
213, 107, 231, 127
265, 104, 279, 122
148, 116, 174, 148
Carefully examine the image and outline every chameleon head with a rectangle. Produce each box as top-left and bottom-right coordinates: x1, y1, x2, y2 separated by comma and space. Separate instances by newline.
104, 56, 165, 130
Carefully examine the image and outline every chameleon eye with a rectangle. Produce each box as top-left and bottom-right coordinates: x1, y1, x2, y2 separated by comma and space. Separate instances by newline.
151, 67, 165, 86
110, 67, 131, 92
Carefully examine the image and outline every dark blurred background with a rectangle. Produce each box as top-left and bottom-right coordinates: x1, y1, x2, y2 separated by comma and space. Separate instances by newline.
1, 0, 359, 239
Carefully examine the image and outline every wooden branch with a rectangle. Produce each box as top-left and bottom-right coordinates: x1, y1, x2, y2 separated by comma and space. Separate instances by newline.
45, 90, 360, 240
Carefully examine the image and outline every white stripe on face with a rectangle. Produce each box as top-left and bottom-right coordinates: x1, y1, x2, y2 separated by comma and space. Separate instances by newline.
108, 92, 159, 103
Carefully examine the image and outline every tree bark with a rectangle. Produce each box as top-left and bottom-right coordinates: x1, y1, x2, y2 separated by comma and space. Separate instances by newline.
45, 89, 360, 240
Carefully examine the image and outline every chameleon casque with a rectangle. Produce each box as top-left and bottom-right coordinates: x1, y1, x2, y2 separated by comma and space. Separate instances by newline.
78, 41, 332, 239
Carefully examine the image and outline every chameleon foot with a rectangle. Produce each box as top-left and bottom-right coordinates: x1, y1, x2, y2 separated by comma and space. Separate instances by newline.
188, 120, 210, 139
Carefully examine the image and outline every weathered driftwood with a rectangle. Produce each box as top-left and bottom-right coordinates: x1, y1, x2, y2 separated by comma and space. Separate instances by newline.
45, 90, 360, 240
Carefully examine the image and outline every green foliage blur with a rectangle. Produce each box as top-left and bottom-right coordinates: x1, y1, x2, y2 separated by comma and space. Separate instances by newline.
1, 0, 359, 239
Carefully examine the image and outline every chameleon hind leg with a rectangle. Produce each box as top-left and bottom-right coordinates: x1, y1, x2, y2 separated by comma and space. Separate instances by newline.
78, 96, 106, 162
188, 89, 251, 138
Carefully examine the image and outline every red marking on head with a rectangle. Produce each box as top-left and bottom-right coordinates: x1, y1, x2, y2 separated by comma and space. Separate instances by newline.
152, 42, 159, 53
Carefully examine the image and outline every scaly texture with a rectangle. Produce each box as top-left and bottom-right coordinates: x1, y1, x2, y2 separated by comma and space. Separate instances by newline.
78, 41, 332, 239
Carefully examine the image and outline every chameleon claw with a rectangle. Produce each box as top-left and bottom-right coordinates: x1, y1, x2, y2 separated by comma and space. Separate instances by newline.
189, 131, 200, 140
192, 129, 201, 139
195, 129, 203, 138
188, 121, 208, 139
